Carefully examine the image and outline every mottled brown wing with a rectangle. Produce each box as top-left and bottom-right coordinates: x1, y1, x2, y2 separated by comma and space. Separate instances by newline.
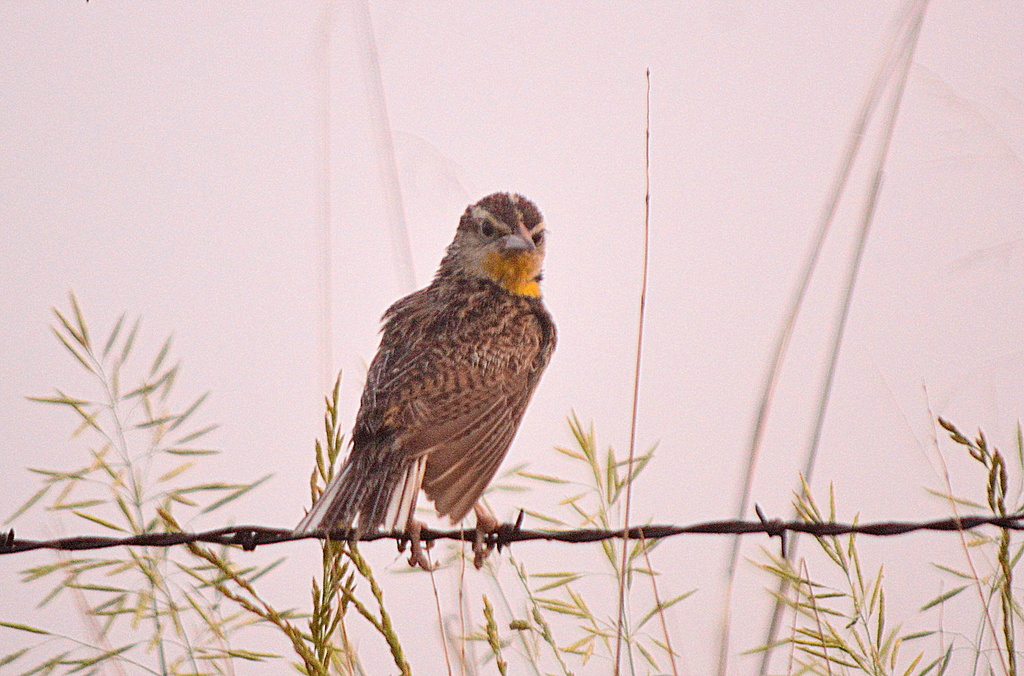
417, 385, 533, 522
355, 290, 550, 524
365, 343, 537, 523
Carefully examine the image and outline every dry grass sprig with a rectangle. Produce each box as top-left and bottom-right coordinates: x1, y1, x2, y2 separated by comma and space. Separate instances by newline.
754, 481, 931, 676
935, 417, 1022, 676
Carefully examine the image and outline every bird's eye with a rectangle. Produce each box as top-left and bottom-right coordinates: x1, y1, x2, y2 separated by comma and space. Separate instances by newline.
480, 222, 496, 238
531, 231, 544, 245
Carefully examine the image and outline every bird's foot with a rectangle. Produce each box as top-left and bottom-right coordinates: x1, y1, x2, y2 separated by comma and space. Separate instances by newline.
404, 520, 436, 571
473, 504, 499, 570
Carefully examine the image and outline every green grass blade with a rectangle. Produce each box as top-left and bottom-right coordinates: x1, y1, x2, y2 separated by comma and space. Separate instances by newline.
199, 474, 272, 514
0, 620, 52, 635
101, 313, 126, 359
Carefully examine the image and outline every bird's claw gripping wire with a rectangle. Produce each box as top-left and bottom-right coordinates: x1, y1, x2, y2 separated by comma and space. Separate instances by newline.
472, 504, 499, 569
401, 520, 437, 571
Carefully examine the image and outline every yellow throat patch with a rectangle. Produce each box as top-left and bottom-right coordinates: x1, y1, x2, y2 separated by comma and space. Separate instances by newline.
483, 251, 542, 297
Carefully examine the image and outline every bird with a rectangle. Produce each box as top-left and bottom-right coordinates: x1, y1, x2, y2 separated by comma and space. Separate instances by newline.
296, 192, 556, 569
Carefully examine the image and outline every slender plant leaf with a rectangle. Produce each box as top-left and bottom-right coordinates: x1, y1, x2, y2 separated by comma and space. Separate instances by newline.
116, 317, 140, 369
920, 586, 969, 612
148, 336, 173, 379
101, 313, 126, 360
199, 474, 272, 514
4, 484, 53, 524
157, 462, 195, 483
635, 589, 695, 631
173, 424, 219, 446
0, 646, 31, 668
0, 620, 51, 635
72, 511, 127, 532
163, 447, 218, 456
166, 392, 210, 433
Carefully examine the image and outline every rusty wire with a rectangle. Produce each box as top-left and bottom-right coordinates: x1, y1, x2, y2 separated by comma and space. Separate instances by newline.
3, 511, 1024, 556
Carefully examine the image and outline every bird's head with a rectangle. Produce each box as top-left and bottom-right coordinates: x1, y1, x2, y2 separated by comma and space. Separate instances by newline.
439, 192, 547, 297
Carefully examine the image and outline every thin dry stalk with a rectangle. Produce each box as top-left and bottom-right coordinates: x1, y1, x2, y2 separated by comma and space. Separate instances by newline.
316, 0, 334, 394
785, 578, 800, 676
427, 554, 455, 676
340, 544, 412, 676
639, 533, 679, 676
338, 615, 357, 676
800, 559, 835, 676
614, 65, 652, 676
354, 0, 416, 291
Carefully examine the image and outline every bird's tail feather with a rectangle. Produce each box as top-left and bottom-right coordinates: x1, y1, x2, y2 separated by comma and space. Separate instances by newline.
294, 435, 410, 536
383, 455, 426, 532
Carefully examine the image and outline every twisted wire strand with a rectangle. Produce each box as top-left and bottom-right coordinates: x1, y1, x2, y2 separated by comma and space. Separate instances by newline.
4, 512, 1023, 555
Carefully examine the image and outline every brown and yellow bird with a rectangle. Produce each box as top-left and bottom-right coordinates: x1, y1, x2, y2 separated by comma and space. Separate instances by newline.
296, 192, 556, 568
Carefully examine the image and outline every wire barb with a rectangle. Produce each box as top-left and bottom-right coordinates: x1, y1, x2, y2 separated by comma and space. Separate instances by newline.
755, 504, 787, 558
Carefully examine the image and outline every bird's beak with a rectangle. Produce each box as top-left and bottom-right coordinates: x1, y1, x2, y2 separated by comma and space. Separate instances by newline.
500, 226, 536, 252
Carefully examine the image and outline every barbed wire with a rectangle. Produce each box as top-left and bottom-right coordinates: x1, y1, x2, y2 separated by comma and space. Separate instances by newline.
4, 510, 1024, 557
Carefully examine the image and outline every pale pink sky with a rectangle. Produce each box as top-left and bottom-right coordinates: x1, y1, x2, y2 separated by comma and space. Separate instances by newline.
2, 2, 1024, 674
